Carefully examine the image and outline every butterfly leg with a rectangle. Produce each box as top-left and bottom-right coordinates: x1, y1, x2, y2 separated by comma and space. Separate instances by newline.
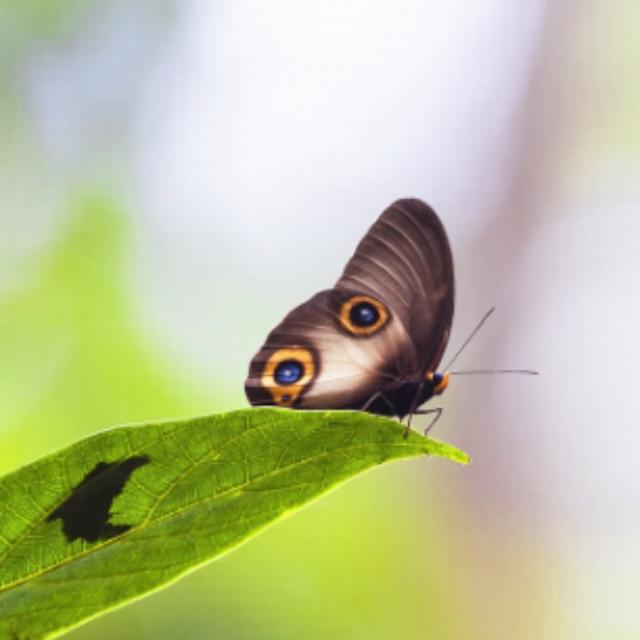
413, 407, 443, 436
403, 382, 426, 439
360, 391, 396, 414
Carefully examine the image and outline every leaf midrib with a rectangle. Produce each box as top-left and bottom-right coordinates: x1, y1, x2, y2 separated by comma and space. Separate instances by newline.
0, 431, 426, 596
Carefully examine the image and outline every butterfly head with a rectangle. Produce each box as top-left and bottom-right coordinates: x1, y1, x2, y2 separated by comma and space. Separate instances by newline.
425, 371, 449, 396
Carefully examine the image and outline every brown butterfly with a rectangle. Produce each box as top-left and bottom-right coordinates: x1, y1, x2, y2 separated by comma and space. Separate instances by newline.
245, 198, 454, 428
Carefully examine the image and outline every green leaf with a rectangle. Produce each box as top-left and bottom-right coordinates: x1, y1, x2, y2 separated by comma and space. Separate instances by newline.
0, 408, 468, 639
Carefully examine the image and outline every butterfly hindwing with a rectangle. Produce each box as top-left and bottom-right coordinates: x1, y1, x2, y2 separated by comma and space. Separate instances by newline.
244, 288, 416, 409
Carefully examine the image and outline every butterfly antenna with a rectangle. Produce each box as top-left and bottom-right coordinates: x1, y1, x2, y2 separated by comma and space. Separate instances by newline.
443, 306, 496, 372
449, 369, 538, 376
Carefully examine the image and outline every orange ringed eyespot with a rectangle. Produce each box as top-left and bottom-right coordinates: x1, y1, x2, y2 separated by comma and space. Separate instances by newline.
339, 295, 389, 335
261, 347, 315, 407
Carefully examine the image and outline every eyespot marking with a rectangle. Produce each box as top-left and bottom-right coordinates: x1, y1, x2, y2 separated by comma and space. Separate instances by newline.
339, 295, 389, 336
261, 347, 316, 406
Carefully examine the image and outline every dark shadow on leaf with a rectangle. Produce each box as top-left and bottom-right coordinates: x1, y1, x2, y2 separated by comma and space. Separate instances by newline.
47, 455, 150, 543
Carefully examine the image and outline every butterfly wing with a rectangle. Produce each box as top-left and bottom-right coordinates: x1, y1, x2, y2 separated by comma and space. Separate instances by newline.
245, 198, 454, 413
245, 287, 416, 410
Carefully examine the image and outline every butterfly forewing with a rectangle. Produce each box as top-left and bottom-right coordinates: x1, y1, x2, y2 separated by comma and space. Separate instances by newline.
336, 199, 454, 373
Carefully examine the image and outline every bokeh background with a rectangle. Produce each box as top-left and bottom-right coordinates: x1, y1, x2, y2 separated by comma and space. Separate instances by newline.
1, 1, 639, 638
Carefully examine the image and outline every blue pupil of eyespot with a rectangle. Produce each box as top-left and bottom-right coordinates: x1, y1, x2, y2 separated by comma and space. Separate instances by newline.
274, 360, 304, 385
432, 372, 443, 386
350, 302, 379, 327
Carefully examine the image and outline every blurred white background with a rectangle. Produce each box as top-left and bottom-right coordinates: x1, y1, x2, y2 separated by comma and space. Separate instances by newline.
2, 1, 639, 637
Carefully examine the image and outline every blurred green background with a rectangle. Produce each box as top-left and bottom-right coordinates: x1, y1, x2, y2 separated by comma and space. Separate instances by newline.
1, 2, 639, 638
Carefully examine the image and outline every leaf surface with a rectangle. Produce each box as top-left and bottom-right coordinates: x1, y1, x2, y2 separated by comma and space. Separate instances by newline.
0, 408, 468, 638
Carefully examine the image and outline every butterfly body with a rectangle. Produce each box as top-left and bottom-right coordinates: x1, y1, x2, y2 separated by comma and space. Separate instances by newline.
245, 199, 454, 420
361, 381, 435, 419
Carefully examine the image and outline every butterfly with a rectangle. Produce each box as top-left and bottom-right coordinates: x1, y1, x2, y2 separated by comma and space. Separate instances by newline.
244, 198, 455, 430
